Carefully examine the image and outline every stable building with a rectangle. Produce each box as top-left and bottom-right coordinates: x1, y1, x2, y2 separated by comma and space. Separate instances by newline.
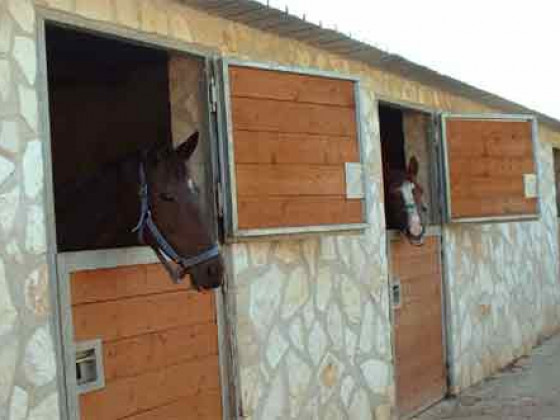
1, 1, 560, 419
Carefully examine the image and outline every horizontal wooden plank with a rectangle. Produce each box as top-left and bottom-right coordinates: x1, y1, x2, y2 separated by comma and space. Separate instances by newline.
236, 164, 345, 197
449, 156, 535, 180
103, 322, 219, 382
80, 355, 220, 420
392, 255, 440, 281
72, 290, 215, 341
391, 236, 438, 259
229, 65, 355, 107
446, 119, 533, 158
398, 277, 442, 306
395, 307, 442, 328
231, 97, 357, 136
451, 175, 525, 198
237, 196, 363, 229
396, 344, 445, 375
451, 197, 537, 218
70, 265, 192, 305
233, 130, 358, 165
123, 391, 222, 420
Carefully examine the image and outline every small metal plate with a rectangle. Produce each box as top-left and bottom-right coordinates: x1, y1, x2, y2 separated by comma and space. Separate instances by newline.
345, 162, 364, 199
391, 277, 402, 309
523, 173, 538, 198
75, 339, 105, 395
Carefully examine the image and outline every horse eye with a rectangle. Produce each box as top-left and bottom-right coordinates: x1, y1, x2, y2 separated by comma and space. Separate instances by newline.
159, 192, 175, 202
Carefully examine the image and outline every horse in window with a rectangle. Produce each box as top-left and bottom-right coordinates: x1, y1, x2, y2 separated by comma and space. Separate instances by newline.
384, 156, 428, 245
56, 131, 223, 289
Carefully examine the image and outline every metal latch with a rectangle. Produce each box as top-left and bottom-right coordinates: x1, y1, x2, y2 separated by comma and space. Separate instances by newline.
391, 278, 402, 309
209, 76, 218, 113
75, 339, 105, 394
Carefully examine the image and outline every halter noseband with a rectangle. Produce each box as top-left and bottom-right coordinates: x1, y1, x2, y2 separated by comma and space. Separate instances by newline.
132, 157, 219, 284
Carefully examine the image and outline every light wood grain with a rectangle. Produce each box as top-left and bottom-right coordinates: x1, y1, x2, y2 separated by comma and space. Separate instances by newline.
392, 237, 446, 416
80, 355, 220, 419
71, 264, 222, 419
445, 118, 536, 218
237, 196, 363, 229
232, 97, 357, 136
230, 65, 355, 107
233, 130, 358, 165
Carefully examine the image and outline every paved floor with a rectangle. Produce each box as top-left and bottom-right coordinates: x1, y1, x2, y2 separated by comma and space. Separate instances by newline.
414, 335, 560, 419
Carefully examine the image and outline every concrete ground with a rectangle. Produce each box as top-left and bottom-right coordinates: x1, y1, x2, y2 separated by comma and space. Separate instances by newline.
414, 335, 560, 420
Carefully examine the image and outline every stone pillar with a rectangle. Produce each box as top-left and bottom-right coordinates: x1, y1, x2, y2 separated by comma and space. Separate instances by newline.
0, 0, 60, 418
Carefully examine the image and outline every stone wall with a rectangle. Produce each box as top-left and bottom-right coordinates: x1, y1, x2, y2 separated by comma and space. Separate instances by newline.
0, 0, 60, 419
0, 0, 557, 419
227, 86, 393, 419
443, 129, 560, 393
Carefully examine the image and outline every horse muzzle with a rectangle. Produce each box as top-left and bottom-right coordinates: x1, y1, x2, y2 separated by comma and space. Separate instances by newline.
188, 255, 225, 290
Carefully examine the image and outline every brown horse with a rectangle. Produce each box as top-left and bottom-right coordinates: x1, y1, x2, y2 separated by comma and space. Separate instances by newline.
55, 132, 224, 289
384, 156, 427, 245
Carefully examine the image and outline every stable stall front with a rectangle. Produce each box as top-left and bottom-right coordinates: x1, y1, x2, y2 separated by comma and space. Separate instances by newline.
1, 1, 560, 420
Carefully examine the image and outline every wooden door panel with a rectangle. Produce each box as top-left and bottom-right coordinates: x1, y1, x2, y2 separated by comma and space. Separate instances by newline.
442, 116, 537, 220
228, 65, 364, 231
71, 264, 222, 420
392, 236, 446, 417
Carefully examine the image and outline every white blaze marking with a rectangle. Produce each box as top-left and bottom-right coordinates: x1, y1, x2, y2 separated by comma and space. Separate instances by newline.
400, 182, 415, 208
399, 181, 422, 236
187, 178, 195, 192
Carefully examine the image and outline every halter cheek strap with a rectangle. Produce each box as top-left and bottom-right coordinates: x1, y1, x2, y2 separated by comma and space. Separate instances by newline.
132, 159, 219, 285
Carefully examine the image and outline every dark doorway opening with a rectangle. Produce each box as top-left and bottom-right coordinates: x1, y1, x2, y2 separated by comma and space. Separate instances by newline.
45, 24, 211, 252
378, 103, 439, 229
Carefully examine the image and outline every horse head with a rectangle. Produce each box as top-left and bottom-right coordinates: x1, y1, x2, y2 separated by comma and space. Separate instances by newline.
386, 156, 427, 245
139, 131, 224, 289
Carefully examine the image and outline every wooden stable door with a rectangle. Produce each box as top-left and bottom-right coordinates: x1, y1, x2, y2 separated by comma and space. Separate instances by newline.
70, 264, 222, 419
391, 236, 446, 417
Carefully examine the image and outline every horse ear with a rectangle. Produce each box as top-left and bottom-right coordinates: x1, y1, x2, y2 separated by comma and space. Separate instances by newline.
175, 131, 199, 161
407, 156, 419, 178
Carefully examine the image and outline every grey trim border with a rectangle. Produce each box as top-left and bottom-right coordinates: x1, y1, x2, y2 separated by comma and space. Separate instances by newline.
220, 58, 368, 240
440, 113, 541, 223
377, 96, 439, 116
36, 13, 70, 420
225, 58, 361, 82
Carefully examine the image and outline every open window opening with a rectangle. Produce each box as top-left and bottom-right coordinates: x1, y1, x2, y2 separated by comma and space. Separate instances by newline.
46, 24, 214, 253
378, 103, 439, 232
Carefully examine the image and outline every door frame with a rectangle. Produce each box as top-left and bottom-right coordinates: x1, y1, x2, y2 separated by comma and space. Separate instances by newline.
36, 8, 237, 419
376, 97, 451, 418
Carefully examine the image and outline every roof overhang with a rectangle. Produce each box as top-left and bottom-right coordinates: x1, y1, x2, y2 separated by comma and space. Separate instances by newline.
184, 0, 560, 131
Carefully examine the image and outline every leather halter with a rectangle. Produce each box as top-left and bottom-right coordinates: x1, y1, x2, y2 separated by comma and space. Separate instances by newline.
132, 157, 219, 284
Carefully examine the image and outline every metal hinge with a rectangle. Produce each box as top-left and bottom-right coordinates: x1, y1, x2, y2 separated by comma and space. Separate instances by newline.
216, 181, 224, 218
431, 115, 440, 146
209, 76, 218, 113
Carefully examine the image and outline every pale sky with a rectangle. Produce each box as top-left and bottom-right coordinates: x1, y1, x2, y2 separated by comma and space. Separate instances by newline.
259, 0, 559, 121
